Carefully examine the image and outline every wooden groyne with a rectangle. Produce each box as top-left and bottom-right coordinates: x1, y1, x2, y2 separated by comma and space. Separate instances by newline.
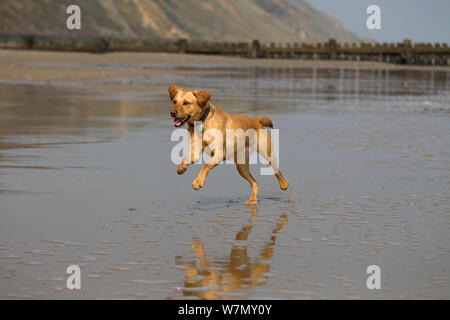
1, 34, 449, 66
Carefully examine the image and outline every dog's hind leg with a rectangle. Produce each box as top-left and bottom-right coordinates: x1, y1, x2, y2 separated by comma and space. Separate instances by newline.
257, 128, 289, 190
236, 163, 258, 206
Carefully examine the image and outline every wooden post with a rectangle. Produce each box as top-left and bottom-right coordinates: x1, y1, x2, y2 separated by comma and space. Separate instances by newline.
270, 43, 275, 58
328, 38, 337, 60
402, 39, 414, 65
251, 39, 260, 58
178, 38, 188, 53
293, 42, 299, 59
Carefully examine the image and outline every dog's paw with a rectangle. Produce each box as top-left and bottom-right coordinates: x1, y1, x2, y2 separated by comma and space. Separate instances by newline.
279, 179, 289, 190
177, 164, 188, 175
192, 177, 205, 190
244, 199, 258, 206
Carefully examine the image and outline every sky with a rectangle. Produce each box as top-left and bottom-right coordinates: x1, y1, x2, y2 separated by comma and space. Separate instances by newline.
308, 0, 450, 43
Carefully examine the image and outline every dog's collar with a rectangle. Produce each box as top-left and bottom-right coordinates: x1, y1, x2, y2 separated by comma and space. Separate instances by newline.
189, 105, 211, 127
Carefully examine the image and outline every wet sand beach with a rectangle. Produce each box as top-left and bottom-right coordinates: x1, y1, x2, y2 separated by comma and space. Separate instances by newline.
0, 50, 449, 299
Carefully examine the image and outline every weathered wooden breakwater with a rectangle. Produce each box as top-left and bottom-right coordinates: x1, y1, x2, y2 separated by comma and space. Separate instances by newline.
0, 34, 449, 66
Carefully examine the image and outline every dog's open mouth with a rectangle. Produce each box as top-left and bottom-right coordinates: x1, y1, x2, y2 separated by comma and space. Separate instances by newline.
173, 115, 191, 127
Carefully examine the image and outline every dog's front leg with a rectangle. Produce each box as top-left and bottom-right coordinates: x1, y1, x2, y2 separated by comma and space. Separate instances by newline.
192, 129, 223, 190
192, 159, 218, 190
178, 128, 202, 175
177, 149, 200, 175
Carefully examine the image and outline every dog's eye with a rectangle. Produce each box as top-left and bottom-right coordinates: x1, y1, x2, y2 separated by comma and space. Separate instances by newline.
172, 100, 177, 104
183, 101, 190, 106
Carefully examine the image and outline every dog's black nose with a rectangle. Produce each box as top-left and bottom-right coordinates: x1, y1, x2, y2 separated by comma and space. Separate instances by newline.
170, 110, 177, 117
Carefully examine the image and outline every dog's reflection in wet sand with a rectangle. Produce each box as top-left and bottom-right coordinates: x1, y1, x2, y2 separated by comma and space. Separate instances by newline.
176, 209, 288, 299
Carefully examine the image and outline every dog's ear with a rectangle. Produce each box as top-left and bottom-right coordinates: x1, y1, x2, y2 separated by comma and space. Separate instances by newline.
193, 90, 211, 108
168, 85, 181, 100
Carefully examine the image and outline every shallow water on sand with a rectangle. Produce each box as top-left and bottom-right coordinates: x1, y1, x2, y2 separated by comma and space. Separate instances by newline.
0, 66, 449, 299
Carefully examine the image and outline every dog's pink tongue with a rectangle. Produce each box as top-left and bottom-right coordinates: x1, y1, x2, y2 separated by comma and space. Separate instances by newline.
173, 118, 181, 125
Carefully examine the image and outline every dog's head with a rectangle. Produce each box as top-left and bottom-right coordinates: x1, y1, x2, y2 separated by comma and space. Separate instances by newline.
168, 85, 211, 127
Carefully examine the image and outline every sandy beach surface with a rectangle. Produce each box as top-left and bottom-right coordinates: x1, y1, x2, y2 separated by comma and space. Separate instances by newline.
0, 49, 449, 299
1, 49, 449, 87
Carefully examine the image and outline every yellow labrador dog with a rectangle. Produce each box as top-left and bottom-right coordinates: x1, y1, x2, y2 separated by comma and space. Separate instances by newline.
169, 85, 288, 205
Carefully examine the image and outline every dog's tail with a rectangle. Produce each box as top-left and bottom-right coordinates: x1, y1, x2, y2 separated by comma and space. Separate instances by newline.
254, 116, 273, 128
